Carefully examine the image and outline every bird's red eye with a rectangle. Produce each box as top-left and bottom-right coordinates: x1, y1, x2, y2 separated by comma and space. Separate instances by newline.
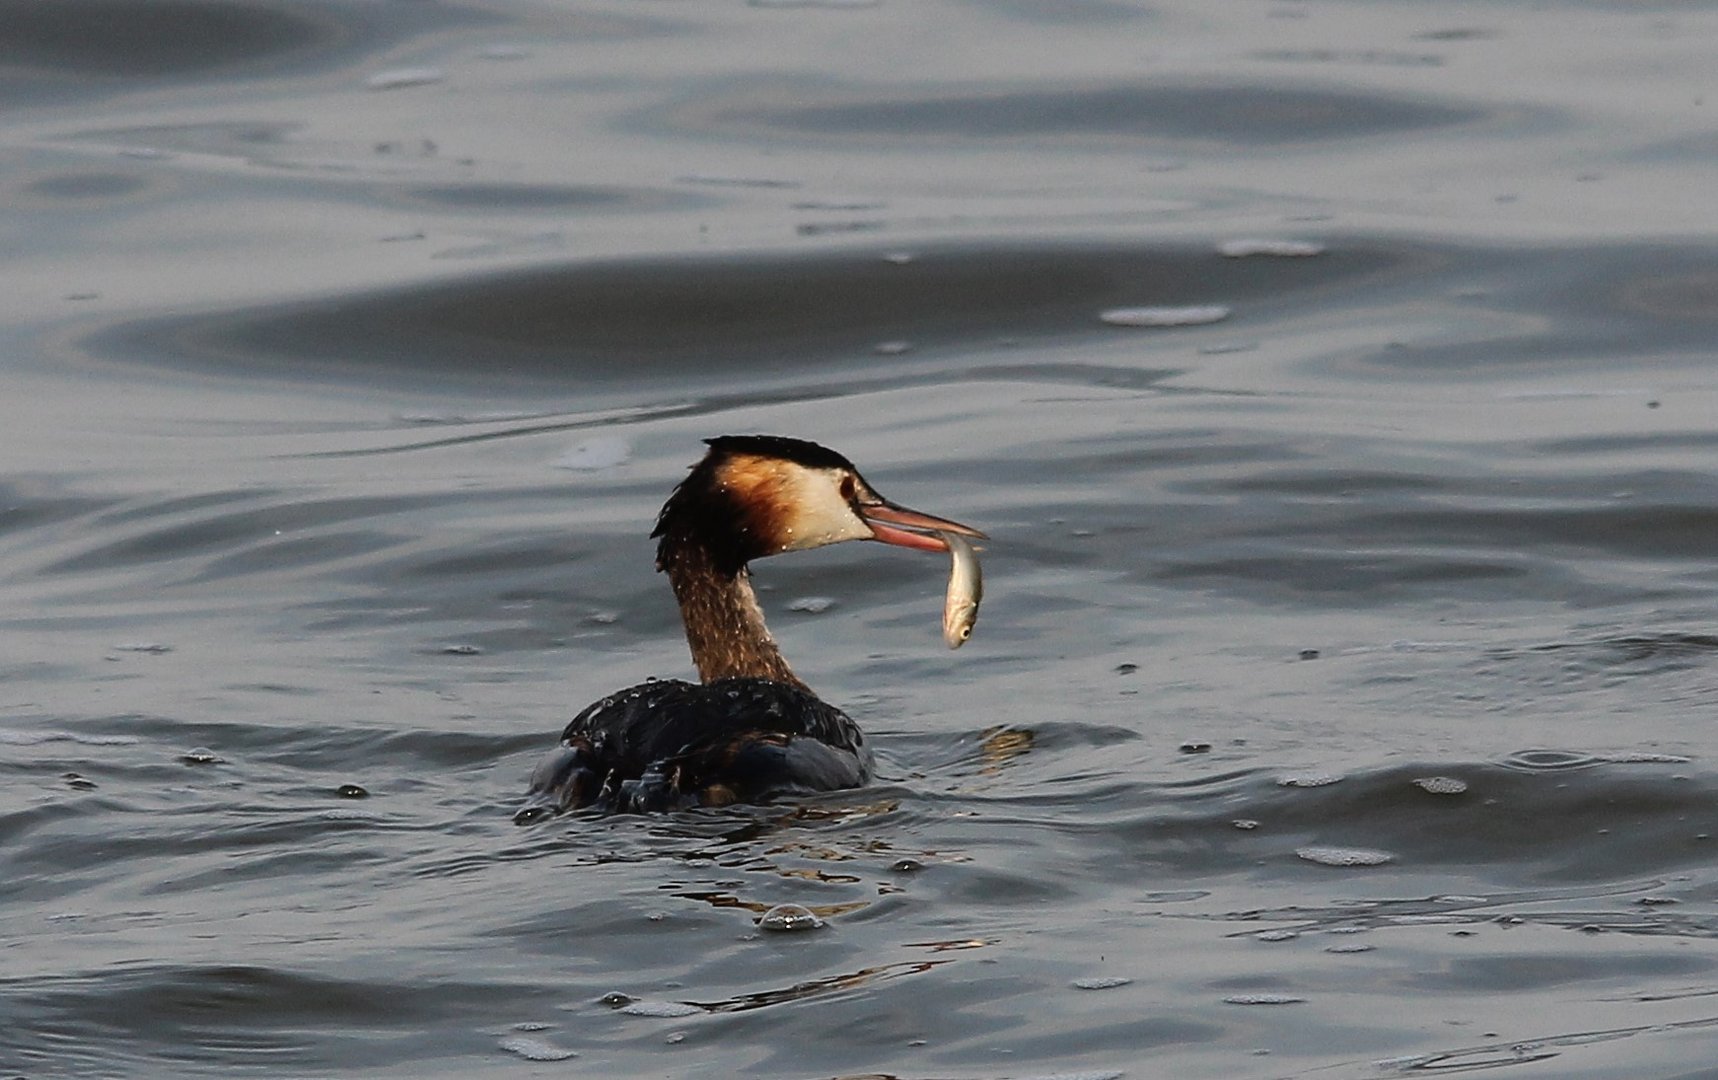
839, 474, 857, 503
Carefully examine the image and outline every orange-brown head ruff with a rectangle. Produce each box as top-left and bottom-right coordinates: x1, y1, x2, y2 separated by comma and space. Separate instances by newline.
653, 436, 984, 577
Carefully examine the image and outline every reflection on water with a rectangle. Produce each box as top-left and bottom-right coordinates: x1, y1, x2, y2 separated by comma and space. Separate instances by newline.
87, 242, 1405, 384
5, 0, 1718, 1076
0, 0, 330, 78
677, 78, 1485, 144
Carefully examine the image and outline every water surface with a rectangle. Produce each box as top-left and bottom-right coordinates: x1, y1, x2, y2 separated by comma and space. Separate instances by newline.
4, 1, 1718, 1077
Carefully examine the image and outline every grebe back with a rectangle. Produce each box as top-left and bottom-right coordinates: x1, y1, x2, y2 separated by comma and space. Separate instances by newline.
515, 435, 983, 822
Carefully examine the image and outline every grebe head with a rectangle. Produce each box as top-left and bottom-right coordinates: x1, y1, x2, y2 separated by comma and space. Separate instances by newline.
654, 435, 985, 575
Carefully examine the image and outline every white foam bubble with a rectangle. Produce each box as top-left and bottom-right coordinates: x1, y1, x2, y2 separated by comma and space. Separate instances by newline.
497, 1035, 576, 1061
759, 903, 824, 932
1099, 305, 1231, 327
1296, 846, 1394, 867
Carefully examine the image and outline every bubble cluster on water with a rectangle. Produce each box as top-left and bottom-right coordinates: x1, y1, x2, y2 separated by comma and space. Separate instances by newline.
1254, 929, 1299, 942
1223, 993, 1307, 1005
181, 747, 222, 765
1296, 846, 1394, 867
497, 1035, 576, 1061
1071, 976, 1133, 990
1278, 773, 1343, 788
619, 1000, 702, 1018
1413, 776, 1468, 795
787, 596, 837, 614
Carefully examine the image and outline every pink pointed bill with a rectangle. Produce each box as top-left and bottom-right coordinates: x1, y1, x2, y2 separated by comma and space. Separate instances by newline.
862, 501, 986, 551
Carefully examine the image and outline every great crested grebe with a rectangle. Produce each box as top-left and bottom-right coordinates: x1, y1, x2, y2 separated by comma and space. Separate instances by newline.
514, 435, 984, 822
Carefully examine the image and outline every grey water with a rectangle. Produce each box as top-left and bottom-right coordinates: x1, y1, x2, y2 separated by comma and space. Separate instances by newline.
4, 1, 1718, 1077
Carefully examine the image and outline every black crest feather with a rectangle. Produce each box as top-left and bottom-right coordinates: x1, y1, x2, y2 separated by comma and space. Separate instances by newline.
700, 435, 854, 472
652, 435, 855, 576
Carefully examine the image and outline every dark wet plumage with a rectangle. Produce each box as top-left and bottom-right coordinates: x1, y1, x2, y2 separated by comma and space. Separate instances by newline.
514, 677, 870, 821
515, 436, 982, 823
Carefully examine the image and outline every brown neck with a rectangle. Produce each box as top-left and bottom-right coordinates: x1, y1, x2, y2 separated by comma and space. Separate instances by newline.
658, 538, 806, 688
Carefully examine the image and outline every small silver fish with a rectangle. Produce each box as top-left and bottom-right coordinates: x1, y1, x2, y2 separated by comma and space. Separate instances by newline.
939, 530, 982, 649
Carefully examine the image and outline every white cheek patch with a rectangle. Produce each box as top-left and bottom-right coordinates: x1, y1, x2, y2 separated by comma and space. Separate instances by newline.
777, 468, 872, 550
